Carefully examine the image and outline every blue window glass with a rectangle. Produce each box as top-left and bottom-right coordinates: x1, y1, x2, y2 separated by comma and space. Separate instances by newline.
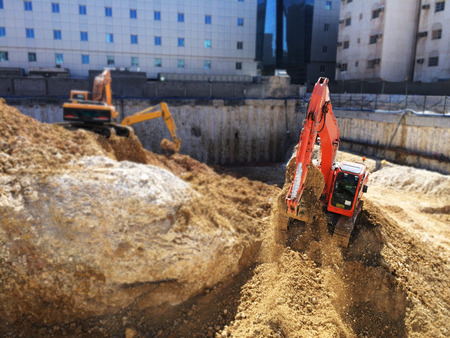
205, 15, 211, 24
0, 27, 5, 37
51, 3, 59, 13
154, 58, 162, 67
154, 11, 160, 20
107, 56, 114, 65
26, 28, 34, 38
178, 38, 184, 47
154, 36, 161, 45
80, 31, 88, 41
81, 55, 89, 64
130, 9, 137, 19
177, 59, 184, 68
0, 51, 8, 61
106, 33, 114, 43
55, 53, 63, 64
325, 1, 332, 10
0, 0, 3, 9
237, 17, 244, 26
24, 1, 32, 11
28, 52, 36, 62
131, 35, 138, 44
238, 0, 244, 2
204, 60, 211, 69
53, 30, 61, 40
105, 7, 112, 17
79, 5, 86, 15
204, 39, 211, 48
131, 57, 138, 66
178, 13, 184, 22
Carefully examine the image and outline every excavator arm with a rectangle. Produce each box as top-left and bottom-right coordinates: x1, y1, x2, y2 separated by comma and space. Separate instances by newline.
286, 77, 340, 218
120, 102, 181, 153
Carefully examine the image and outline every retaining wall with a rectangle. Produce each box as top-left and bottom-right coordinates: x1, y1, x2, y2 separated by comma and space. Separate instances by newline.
9, 99, 450, 174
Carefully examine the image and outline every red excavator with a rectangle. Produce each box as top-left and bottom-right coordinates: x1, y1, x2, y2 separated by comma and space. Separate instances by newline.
280, 77, 369, 247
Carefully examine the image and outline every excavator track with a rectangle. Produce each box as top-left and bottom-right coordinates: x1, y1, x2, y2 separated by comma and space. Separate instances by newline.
56, 122, 134, 139
332, 200, 363, 247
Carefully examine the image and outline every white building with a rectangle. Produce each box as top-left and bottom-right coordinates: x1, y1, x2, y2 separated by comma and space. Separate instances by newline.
336, 0, 449, 82
0, 0, 258, 78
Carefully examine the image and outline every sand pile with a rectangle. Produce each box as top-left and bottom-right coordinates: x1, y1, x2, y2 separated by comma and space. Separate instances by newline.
0, 101, 278, 331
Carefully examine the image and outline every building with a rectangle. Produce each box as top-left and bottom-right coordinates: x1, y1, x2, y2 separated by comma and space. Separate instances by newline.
256, 0, 340, 84
336, 0, 449, 83
0, 0, 258, 78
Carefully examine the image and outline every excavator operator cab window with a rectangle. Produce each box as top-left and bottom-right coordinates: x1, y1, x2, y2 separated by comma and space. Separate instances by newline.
330, 172, 360, 210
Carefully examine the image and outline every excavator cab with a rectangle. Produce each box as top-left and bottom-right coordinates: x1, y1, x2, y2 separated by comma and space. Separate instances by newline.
327, 161, 368, 217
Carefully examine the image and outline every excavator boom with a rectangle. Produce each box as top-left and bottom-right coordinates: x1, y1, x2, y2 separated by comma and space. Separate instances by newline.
121, 102, 181, 153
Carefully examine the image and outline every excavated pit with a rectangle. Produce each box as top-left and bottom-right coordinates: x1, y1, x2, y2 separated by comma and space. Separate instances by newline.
1, 100, 448, 337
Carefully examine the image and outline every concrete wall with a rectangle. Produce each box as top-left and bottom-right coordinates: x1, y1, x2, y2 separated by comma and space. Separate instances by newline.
9, 99, 450, 174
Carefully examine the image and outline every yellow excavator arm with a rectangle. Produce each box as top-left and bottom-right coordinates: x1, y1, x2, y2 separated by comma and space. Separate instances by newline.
120, 102, 181, 153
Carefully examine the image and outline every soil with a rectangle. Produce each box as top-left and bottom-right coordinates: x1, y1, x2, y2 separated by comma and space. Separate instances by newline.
0, 100, 448, 337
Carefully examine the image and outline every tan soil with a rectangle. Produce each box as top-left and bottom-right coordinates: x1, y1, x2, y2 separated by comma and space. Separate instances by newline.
0, 99, 448, 337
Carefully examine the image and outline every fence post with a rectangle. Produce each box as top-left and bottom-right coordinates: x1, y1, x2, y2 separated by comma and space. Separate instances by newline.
381, 78, 385, 95
444, 96, 447, 115
360, 78, 364, 94
423, 95, 426, 113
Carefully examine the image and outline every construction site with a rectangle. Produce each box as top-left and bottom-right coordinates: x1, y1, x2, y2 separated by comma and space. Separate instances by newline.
0, 73, 449, 338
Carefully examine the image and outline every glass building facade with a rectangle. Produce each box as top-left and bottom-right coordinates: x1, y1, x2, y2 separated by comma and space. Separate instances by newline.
256, 0, 339, 84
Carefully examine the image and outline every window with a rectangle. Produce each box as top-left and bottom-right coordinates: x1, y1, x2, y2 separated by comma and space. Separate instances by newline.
130, 9, 137, 19
106, 33, 114, 43
236, 62, 242, 70
26, 28, 34, 38
105, 7, 112, 17
205, 15, 211, 24
428, 56, 439, 66
51, 3, 59, 13
80, 31, 88, 41
324, 23, 330, 31
417, 31, 428, 38
204, 60, 211, 69
435, 1, 445, 12
131, 57, 138, 66
347, 0, 353, 3
237, 41, 243, 49
178, 38, 185, 47
154, 11, 161, 20
372, 9, 380, 19
357, 38, 360, 43
55, 53, 63, 64
53, 30, 61, 40
178, 59, 185, 68
343, 41, 349, 49
79, 5, 86, 15
340, 63, 347, 71
131, 34, 138, 44
178, 13, 184, 22
0, 0, 3, 9
0, 51, 8, 61
355, 61, 359, 67
0, 27, 5, 37
238, 0, 244, 2
107, 56, 114, 65
24, 1, 32, 11
204, 39, 211, 48
368, 59, 380, 68
155, 58, 162, 67
154, 36, 161, 45
345, 18, 351, 26
325, 1, 332, 10
81, 54, 89, 64
370, 35, 377, 44
323, 45, 328, 53
359, 13, 363, 20
28, 52, 36, 62
320, 65, 325, 73
432, 29, 442, 39
237, 17, 244, 26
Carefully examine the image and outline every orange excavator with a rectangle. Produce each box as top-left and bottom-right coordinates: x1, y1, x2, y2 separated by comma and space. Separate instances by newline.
62, 69, 181, 152
279, 77, 369, 247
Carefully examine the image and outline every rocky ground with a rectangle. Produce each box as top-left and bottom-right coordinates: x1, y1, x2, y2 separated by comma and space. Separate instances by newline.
0, 99, 449, 337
